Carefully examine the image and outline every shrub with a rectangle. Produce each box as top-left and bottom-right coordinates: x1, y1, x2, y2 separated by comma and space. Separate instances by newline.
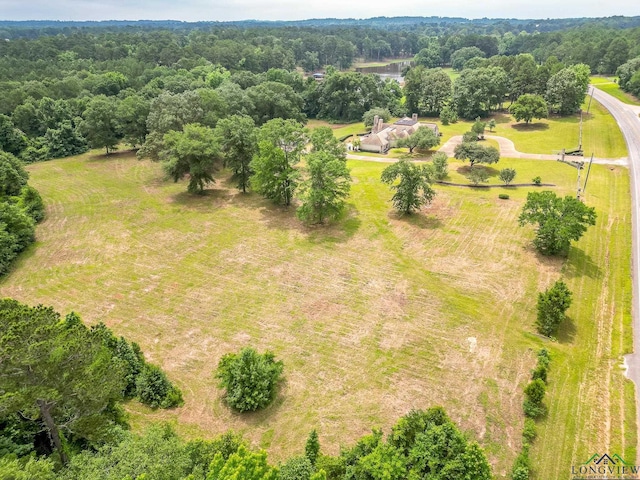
279, 456, 314, 480
16, 185, 45, 223
466, 167, 490, 185
431, 152, 448, 181
136, 364, 184, 408
216, 348, 284, 412
532, 176, 542, 185
537, 281, 572, 337
523, 379, 546, 418
306, 429, 320, 466
499, 168, 517, 185
439, 105, 458, 125
531, 364, 548, 383
499, 193, 510, 200
522, 418, 537, 443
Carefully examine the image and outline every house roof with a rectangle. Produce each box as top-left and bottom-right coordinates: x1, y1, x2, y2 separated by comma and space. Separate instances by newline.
395, 117, 418, 126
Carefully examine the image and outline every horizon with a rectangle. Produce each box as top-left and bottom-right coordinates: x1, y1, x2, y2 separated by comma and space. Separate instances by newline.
0, 0, 637, 23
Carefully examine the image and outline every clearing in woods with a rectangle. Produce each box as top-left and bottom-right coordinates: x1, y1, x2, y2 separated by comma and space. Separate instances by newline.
0, 149, 634, 478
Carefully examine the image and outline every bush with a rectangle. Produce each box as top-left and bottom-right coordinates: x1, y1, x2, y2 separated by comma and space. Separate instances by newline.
439, 105, 458, 125
136, 364, 184, 409
499, 168, 517, 185
306, 429, 320, 466
216, 348, 284, 412
499, 193, 510, 200
523, 379, 546, 418
466, 167, 490, 185
537, 281, 572, 337
16, 185, 45, 223
532, 176, 542, 185
522, 418, 537, 443
431, 152, 448, 180
279, 456, 314, 480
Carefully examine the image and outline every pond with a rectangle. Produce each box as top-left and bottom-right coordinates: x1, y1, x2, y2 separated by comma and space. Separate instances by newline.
355, 59, 413, 82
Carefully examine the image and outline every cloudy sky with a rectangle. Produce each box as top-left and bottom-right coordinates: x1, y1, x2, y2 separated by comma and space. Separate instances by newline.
0, 0, 637, 21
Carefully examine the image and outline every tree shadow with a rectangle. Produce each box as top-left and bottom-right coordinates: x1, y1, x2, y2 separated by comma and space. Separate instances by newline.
556, 315, 577, 344
87, 149, 137, 161
491, 112, 511, 125
562, 247, 603, 280
258, 202, 361, 244
388, 210, 443, 229
170, 188, 235, 212
455, 165, 500, 176
511, 123, 550, 132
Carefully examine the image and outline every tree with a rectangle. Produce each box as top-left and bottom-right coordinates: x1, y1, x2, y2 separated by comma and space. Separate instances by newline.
16, 185, 45, 223
452, 67, 509, 118
523, 379, 547, 418
297, 151, 351, 224
161, 123, 222, 194
537, 280, 572, 337
246, 81, 305, 125
363, 108, 391, 128
250, 119, 306, 206
309, 126, 346, 161
471, 118, 486, 139
215, 115, 257, 193
431, 152, 448, 181
466, 167, 490, 185
450, 46, 485, 71
518, 191, 597, 255
381, 159, 436, 214
279, 456, 314, 480
509, 94, 548, 124
0, 202, 35, 275
498, 168, 517, 185
454, 142, 500, 167
0, 115, 27, 156
80, 95, 122, 154
0, 299, 126, 465
545, 65, 590, 115
207, 445, 278, 480
488, 119, 496, 132
116, 94, 150, 148
305, 430, 320, 467
216, 347, 284, 412
44, 121, 88, 159
135, 364, 183, 409
396, 127, 440, 154
439, 105, 458, 125
0, 151, 29, 197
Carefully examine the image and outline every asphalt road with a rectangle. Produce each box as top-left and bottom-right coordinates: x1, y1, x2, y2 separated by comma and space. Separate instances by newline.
591, 87, 640, 440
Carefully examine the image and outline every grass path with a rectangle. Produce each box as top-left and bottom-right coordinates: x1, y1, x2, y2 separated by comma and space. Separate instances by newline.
0, 151, 634, 478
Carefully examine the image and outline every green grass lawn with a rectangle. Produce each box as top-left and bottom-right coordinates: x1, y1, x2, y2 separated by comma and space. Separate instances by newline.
590, 76, 640, 106
2, 150, 633, 478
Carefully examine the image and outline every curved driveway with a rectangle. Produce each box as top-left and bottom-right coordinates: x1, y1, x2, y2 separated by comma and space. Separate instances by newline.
592, 87, 640, 439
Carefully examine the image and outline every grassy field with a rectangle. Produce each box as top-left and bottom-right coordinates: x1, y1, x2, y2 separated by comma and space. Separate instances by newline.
591, 76, 640, 106
0, 150, 633, 478
313, 97, 627, 159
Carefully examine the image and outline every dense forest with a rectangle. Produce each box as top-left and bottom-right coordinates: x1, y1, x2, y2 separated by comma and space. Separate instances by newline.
1, 15, 640, 479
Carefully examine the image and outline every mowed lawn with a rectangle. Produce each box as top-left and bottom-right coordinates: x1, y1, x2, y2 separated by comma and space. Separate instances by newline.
323, 98, 628, 159
0, 151, 634, 478
591, 76, 640, 106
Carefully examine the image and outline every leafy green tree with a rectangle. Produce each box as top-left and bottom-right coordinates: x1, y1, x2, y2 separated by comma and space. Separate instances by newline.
453, 67, 509, 118
381, 159, 436, 214
81, 96, 122, 154
404, 67, 452, 116
0, 202, 35, 274
0, 151, 29, 197
431, 152, 448, 181
215, 115, 257, 193
0, 299, 126, 465
297, 151, 351, 224
414, 44, 442, 69
0, 457, 56, 480
250, 119, 306, 206
545, 65, 590, 115
356, 443, 407, 480
246, 81, 305, 125
466, 167, 490, 185
488, 119, 496, 132
135, 364, 183, 409
451, 46, 485, 71
305, 429, 320, 467
279, 456, 314, 480
44, 121, 88, 159
454, 142, 500, 167
537, 280, 572, 337
471, 118, 486, 139
362, 108, 391, 127
16, 185, 45, 223
206, 445, 278, 480
161, 123, 221, 194
116, 95, 150, 148
396, 127, 440, 154
499, 168, 517, 185
509, 94, 548, 124
518, 191, 597, 255
216, 348, 284, 412
0, 114, 27, 156
439, 105, 458, 125
309, 126, 346, 161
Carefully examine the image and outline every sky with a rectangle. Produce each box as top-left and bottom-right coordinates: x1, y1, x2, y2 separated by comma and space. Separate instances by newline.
0, 0, 637, 22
